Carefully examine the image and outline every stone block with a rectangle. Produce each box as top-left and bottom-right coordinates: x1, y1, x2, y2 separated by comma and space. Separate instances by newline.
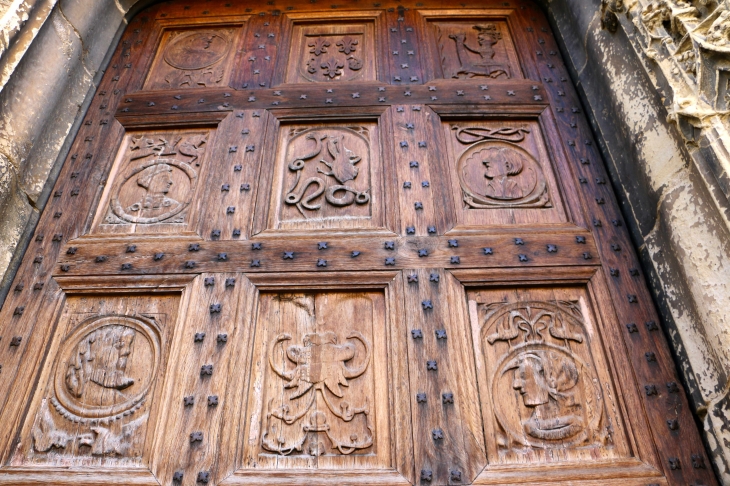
59, 0, 125, 74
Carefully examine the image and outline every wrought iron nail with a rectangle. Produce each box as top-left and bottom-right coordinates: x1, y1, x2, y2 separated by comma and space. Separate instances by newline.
211, 229, 221, 238
385, 257, 396, 265
610, 268, 619, 277
403, 181, 412, 189
173, 471, 184, 482
60, 265, 70, 272
233, 229, 241, 237
418, 249, 428, 257
518, 254, 528, 262
668, 458, 681, 470
450, 470, 462, 482
318, 242, 328, 250
418, 141, 427, 147
691, 454, 706, 469
210, 303, 222, 313
400, 141, 408, 148
251, 259, 261, 267
411, 329, 423, 339
426, 360, 437, 370
201, 365, 213, 376
421, 181, 429, 187
218, 253, 227, 261
450, 256, 460, 264
351, 251, 361, 258
611, 243, 621, 251
420, 469, 433, 482
431, 428, 443, 440
483, 247, 493, 255
217, 333, 228, 343
14, 306, 24, 316
667, 419, 679, 430
409, 161, 419, 168
14, 284, 23, 292
67, 247, 77, 255
583, 252, 592, 259
645, 384, 657, 396
406, 226, 416, 234
52, 234, 63, 242
514, 238, 524, 245
427, 226, 436, 234
252, 243, 262, 250
626, 323, 638, 333
630, 268, 640, 276
194, 333, 206, 342
429, 273, 439, 282
184, 396, 194, 407
576, 236, 586, 244
208, 395, 219, 407
317, 258, 327, 267
646, 321, 659, 331
226, 206, 235, 214
185, 261, 196, 269
627, 294, 638, 303
234, 165, 242, 171
204, 277, 215, 286
190, 432, 203, 443
197, 471, 210, 483
435, 329, 447, 339
10, 336, 22, 346
645, 352, 656, 362
95, 256, 107, 263
225, 278, 236, 287
121, 263, 132, 270
442, 392, 454, 404
422, 300, 433, 309
593, 218, 602, 227
416, 392, 427, 403
448, 239, 458, 248
384, 241, 395, 250
547, 244, 557, 253
189, 243, 200, 252
407, 274, 418, 283
126, 245, 137, 253
667, 382, 679, 393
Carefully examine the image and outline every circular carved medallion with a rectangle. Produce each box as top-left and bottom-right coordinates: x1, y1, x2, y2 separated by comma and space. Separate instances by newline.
458, 140, 550, 208
110, 158, 197, 224
490, 342, 602, 449
163, 31, 230, 71
53, 315, 161, 421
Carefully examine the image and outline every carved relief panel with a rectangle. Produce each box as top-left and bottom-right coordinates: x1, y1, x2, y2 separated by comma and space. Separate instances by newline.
12, 293, 178, 467
259, 120, 388, 234
443, 118, 573, 229
242, 291, 391, 471
467, 285, 634, 472
426, 17, 523, 80
284, 15, 379, 84
93, 129, 212, 234
144, 24, 244, 90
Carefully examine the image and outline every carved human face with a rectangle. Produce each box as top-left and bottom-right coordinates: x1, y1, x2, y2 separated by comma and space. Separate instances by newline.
512, 355, 550, 406
148, 169, 173, 195
483, 157, 509, 179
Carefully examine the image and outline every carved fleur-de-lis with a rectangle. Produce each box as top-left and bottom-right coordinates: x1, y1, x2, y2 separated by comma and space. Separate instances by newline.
308, 37, 331, 56
337, 36, 358, 55
321, 58, 345, 78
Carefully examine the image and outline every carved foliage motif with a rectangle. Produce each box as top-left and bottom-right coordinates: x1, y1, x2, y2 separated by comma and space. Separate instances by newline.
282, 127, 371, 221
481, 301, 610, 452
453, 125, 551, 208
31, 315, 162, 459
158, 29, 234, 88
436, 22, 513, 79
103, 132, 207, 226
304, 34, 364, 81
260, 294, 375, 458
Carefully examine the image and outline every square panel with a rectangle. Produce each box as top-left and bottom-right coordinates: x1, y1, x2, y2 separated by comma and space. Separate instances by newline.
144, 24, 244, 90
259, 120, 389, 234
467, 283, 635, 471
443, 117, 571, 228
425, 15, 523, 80
242, 291, 391, 470
11, 292, 179, 468
92, 128, 213, 234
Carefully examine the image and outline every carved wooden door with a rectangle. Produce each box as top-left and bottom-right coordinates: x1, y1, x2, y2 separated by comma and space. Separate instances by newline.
0, 1, 718, 485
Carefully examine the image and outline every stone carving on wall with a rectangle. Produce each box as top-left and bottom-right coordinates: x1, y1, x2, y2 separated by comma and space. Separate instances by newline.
103, 133, 206, 225
282, 127, 371, 220
303, 34, 364, 81
261, 294, 373, 456
31, 315, 161, 458
634, 0, 730, 119
481, 301, 608, 451
453, 126, 550, 208
162, 30, 232, 88
437, 23, 511, 79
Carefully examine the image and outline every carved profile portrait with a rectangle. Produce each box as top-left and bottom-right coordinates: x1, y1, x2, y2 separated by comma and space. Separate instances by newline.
458, 140, 550, 208
483, 301, 607, 450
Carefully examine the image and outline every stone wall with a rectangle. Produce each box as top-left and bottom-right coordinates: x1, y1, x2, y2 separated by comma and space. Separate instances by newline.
0, 0, 728, 482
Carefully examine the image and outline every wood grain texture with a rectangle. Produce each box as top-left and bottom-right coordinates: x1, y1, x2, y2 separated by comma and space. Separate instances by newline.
0, 0, 717, 484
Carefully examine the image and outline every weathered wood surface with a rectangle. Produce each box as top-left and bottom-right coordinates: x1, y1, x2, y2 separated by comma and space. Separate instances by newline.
0, 0, 716, 485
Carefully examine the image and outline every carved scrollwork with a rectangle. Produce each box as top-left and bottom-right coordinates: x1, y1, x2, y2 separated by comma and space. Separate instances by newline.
454, 126, 550, 209
262, 324, 374, 456
481, 301, 609, 451
31, 314, 161, 458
